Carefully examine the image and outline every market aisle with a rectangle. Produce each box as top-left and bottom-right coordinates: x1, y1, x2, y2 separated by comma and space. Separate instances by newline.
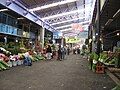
0, 54, 115, 90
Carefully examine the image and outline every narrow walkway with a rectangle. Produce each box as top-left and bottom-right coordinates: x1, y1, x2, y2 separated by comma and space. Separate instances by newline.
0, 54, 116, 90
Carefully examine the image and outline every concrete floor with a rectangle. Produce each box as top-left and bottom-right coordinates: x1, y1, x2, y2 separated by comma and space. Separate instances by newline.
0, 54, 116, 90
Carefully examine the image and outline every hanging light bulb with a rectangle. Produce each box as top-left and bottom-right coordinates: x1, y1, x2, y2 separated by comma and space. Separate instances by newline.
117, 33, 119, 36
93, 35, 95, 39
96, 33, 98, 36
100, 38, 102, 41
16, 39, 18, 42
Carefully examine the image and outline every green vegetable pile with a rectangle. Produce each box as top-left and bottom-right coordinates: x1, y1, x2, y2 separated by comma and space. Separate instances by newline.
30, 54, 45, 62
0, 60, 9, 71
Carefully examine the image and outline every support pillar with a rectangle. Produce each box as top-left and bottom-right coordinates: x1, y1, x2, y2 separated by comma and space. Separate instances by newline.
38, 30, 40, 42
96, 0, 101, 55
92, 28, 96, 52
61, 37, 64, 47
38, 27, 45, 48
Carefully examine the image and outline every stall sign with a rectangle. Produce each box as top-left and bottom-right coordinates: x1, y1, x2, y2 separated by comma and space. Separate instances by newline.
66, 37, 80, 43
0, 23, 17, 35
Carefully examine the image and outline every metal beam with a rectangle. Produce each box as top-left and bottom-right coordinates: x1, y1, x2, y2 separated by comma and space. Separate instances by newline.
60, 24, 89, 31
51, 17, 84, 25
0, 0, 55, 31
46, 13, 84, 24
29, 0, 78, 11
42, 9, 84, 20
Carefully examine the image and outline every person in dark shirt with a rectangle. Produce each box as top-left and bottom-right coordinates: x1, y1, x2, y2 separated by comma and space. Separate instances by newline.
46, 45, 52, 60
61, 46, 66, 60
77, 48, 80, 54
57, 45, 62, 60
67, 47, 70, 55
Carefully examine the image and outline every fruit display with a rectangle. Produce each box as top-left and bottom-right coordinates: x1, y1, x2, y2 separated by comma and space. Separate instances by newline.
0, 45, 45, 71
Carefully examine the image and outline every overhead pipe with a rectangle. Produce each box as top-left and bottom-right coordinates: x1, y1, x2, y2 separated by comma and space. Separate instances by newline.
104, 30, 120, 37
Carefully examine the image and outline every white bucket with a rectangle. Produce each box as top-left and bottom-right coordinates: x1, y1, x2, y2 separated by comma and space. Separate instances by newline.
17, 60, 22, 65
12, 61, 17, 66
21, 60, 24, 64
7, 61, 12, 67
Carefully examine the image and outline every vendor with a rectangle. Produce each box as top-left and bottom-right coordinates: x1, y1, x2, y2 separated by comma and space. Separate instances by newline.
23, 50, 32, 66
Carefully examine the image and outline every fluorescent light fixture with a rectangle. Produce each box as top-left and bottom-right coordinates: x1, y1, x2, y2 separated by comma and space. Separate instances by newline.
59, 25, 87, 31
56, 20, 90, 30
61, 28, 73, 32
56, 24, 71, 30
51, 17, 84, 25
0, 9, 8, 12
42, 9, 85, 20
64, 33, 78, 36
113, 9, 120, 18
17, 17, 24, 20
29, 0, 78, 11
105, 19, 113, 26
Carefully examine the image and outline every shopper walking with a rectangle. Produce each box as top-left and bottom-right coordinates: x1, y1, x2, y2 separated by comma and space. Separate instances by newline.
61, 46, 66, 60
57, 45, 62, 60
67, 47, 70, 55
46, 45, 52, 60
77, 48, 80, 54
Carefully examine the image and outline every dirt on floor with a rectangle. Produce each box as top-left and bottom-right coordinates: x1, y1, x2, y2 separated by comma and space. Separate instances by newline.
0, 54, 116, 90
